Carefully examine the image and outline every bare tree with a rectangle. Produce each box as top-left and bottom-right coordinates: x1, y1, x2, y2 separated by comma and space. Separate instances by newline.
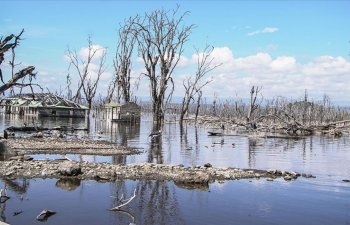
133, 6, 194, 129
194, 89, 202, 121
66, 36, 107, 109
0, 29, 38, 95
246, 86, 262, 123
107, 17, 137, 103
179, 45, 221, 127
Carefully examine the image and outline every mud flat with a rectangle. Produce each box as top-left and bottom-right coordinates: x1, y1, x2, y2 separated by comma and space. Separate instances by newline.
0, 160, 307, 186
2, 138, 141, 156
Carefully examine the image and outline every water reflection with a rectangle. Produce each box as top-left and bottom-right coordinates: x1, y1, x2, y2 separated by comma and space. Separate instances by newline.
1, 113, 350, 182
148, 136, 163, 164
109, 179, 184, 225
95, 118, 140, 146
55, 178, 81, 191
0, 178, 348, 225
0, 178, 29, 223
2, 178, 29, 195
135, 180, 184, 225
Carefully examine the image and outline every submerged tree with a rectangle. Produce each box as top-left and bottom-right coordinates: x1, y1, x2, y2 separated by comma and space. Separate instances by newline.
179, 44, 221, 128
107, 17, 137, 103
0, 29, 38, 95
66, 36, 107, 109
133, 6, 194, 129
246, 86, 262, 123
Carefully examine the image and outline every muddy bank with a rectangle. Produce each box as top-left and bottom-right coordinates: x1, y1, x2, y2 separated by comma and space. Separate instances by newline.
2, 137, 141, 156
0, 160, 308, 186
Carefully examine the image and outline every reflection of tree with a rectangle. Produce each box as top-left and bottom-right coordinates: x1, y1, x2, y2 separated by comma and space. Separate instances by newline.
110, 180, 184, 225
148, 136, 163, 164
136, 180, 184, 225
248, 138, 257, 168
2, 178, 29, 195
0, 200, 6, 223
0, 178, 30, 223
109, 180, 132, 224
180, 124, 188, 150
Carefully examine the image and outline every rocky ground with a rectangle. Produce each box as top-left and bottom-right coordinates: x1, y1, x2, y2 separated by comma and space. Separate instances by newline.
0, 160, 312, 186
0, 137, 315, 188
2, 137, 141, 156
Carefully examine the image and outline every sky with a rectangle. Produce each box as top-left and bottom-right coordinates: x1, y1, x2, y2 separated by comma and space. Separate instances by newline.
1, 0, 350, 104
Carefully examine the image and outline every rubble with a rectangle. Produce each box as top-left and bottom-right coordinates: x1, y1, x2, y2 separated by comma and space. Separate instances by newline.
0, 160, 310, 185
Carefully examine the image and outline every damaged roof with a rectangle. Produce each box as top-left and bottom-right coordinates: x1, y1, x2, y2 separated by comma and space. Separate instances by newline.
1, 93, 88, 110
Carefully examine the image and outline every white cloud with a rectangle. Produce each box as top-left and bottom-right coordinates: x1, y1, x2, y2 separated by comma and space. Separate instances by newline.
168, 47, 350, 101
247, 27, 279, 36
38, 70, 49, 76
79, 44, 106, 61
236, 52, 272, 71
302, 56, 350, 76
270, 56, 296, 72
63, 44, 108, 82
58, 44, 350, 103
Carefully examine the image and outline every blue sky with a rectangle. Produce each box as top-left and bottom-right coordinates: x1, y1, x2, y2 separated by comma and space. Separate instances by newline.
1, 1, 350, 103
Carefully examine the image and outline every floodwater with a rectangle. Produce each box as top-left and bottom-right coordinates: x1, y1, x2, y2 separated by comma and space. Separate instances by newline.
0, 113, 349, 225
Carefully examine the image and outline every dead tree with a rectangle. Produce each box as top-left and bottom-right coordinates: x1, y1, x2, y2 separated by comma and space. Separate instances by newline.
246, 86, 262, 123
179, 45, 221, 127
0, 29, 38, 95
107, 17, 137, 103
66, 36, 107, 109
194, 89, 202, 121
133, 6, 194, 129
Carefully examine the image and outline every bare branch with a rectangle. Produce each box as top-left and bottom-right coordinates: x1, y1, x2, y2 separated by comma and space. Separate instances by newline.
179, 43, 221, 126
66, 37, 107, 109
110, 188, 137, 211
133, 7, 194, 128
0, 30, 38, 95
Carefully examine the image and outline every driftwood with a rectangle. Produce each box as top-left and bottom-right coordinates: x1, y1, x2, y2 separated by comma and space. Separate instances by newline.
110, 188, 137, 211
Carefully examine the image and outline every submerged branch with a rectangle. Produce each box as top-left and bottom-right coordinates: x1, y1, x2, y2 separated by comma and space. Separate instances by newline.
110, 188, 137, 211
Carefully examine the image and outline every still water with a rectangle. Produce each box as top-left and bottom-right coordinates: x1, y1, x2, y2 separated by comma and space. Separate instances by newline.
0, 114, 349, 225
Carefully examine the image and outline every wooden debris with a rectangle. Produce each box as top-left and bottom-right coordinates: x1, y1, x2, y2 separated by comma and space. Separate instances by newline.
110, 188, 137, 211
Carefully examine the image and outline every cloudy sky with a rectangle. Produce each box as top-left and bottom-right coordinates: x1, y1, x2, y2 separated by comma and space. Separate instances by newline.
1, 1, 350, 103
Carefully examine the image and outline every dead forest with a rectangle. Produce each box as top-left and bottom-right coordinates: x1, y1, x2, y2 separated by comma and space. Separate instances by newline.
1, 7, 350, 139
